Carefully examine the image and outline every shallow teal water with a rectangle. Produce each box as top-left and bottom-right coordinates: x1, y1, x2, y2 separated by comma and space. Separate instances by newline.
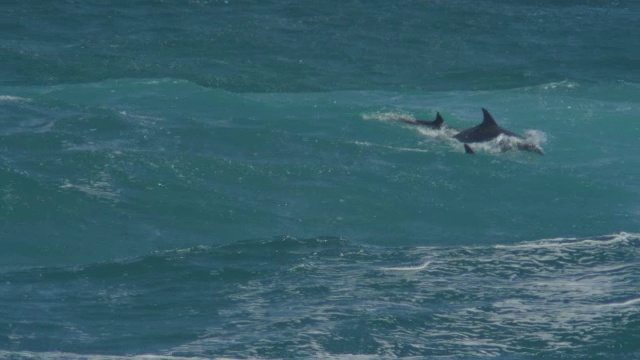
1, 1, 639, 358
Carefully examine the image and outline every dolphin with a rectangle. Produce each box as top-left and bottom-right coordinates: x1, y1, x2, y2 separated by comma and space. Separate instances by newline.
453, 108, 543, 155
400, 112, 444, 129
463, 143, 475, 154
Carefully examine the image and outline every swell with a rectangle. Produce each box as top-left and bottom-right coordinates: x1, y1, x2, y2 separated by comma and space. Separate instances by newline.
1, 233, 638, 358
2, 1, 636, 92
2, 79, 640, 268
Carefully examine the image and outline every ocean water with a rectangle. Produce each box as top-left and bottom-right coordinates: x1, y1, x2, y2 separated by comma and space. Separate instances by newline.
1, 1, 639, 359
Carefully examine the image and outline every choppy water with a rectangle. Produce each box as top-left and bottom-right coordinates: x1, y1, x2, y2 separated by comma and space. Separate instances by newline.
1, 1, 639, 358
2, 233, 640, 359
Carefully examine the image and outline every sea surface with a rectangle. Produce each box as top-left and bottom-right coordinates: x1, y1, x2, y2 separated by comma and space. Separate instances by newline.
1, 1, 639, 359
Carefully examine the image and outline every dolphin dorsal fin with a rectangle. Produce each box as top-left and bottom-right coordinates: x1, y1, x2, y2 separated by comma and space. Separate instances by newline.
434, 112, 444, 127
481, 108, 498, 127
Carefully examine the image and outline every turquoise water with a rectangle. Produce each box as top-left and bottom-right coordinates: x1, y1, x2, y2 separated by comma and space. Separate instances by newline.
1, 1, 639, 358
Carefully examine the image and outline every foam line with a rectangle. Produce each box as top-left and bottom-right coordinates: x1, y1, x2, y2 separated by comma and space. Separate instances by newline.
382, 261, 431, 271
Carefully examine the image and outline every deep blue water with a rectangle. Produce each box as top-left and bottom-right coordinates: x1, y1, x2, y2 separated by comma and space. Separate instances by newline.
1, 1, 639, 358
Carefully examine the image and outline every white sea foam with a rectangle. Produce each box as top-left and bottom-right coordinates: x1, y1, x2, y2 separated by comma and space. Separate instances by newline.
360, 111, 415, 123
352, 140, 431, 153
597, 297, 640, 308
381, 261, 431, 271
539, 80, 580, 90
0, 351, 215, 360
0, 95, 31, 102
59, 175, 120, 202
494, 232, 638, 251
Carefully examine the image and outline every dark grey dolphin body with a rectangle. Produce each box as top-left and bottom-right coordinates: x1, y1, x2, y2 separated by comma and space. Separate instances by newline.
453, 108, 543, 155
454, 108, 520, 142
400, 112, 444, 129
